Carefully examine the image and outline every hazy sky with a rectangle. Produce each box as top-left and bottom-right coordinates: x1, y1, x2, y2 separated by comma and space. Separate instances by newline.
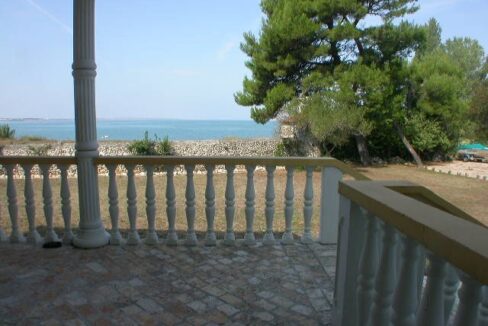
1, 0, 487, 120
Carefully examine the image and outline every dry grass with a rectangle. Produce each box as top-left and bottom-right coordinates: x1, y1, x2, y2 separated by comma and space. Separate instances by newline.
356, 164, 488, 226
1, 164, 486, 239
0, 170, 323, 239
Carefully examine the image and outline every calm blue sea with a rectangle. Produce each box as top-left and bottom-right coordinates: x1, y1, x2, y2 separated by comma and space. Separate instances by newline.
3, 119, 278, 141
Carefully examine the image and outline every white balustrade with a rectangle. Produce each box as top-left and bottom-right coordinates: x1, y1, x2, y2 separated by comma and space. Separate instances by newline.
301, 166, 314, 243
59, 165, 74, 244
368, 223, 398, 326
244, 165, 256, 246
444, 264, 460, 323
319, 166, 342, 244
204, 165, 216, 246
144, 165, 159, 245
356, 212, 380, 324
40, 164, 60, 242
480, 286, 488, 326
107, 164, 123, 245
224, 165, 236, 246
23, 164, 42, 245
452, 272, 482, 326
5, 164, 25, 243
282, 166, 294, 244
126, 164, 141, 245
184, 164, 197, 246
165, 165, 178, 246
263, 165, 276, 245
416, 254, 447, 326
391, 236, 422, 326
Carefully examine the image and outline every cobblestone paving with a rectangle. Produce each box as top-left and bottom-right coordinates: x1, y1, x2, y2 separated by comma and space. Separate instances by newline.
0, 241, 336, 325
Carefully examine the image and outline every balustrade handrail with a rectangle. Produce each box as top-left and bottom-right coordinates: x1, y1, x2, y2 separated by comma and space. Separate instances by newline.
0, 156, 77, 166
94, 155, 369, 179
339, 180, 488, 284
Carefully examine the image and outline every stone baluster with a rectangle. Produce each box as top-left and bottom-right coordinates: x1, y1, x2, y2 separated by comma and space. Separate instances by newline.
452, 272, 482, 326
40, 164, 60, 242
357, 213, 380, 324
165, 165, 178, 246
184, 164, 197, 246
59, 165, 74, 244
23, 164, 42, 244
444, 264, 460, 323
282, 166, 294, 244
244, 165, 256, 246
416, 254, 447, 326
224, 165, 236, 246
263, 165, 276, 245
0, 201, 7, 242
391, 236, 421, 326
5, 164, 24, 243
301, 166, 314, 243
144, 165, 158, 245
204, 165, 216, 246
319, 166, 343, 244
126, 164, 140, 245
479, 286, 488, 326
368, 223, 398, 326
107, 164, 123, 245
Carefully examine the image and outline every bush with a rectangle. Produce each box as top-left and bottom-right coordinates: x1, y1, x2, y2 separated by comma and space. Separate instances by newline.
0, 124, 15, 139
27, 144, 52, 156
127, 131, 173, 156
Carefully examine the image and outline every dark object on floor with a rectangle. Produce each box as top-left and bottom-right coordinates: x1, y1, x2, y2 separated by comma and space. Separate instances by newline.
42, 241, 62, 249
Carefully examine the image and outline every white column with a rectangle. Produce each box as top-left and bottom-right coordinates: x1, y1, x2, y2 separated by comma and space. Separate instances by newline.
318, 167, 342, 244
204, 165, 216, 246
40, 164, 60, 242
23, 164, 43, 244
244, 165, 256, 246
72, 0, 109, 248
224, 165, 236, 245
126, 164, 140, 245
184, 164, 197, 246
301, 166, 314, 243
263, 165, 276, 245
5, 165, 25, 243
107, 164, 123, 245
281, 166, 294, 244
165, 165, 178, 246
144, 165, 159, 245
59, 165, 74, 244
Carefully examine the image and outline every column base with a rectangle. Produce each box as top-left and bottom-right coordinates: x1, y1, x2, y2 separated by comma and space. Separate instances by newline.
73, 226, 109, 249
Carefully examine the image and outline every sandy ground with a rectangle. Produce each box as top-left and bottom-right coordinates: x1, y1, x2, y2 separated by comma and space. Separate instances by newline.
426, 160, 488, 180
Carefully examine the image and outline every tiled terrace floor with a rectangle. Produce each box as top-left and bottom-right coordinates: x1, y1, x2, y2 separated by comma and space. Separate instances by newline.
0, 240, 336, 325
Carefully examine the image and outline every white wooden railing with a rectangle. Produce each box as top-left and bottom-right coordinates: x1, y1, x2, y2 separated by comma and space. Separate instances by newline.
0, 155, 366, 246
334, 180, 488, 326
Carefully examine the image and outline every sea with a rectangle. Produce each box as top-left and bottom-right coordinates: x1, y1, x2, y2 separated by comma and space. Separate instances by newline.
3, 119, 278, 141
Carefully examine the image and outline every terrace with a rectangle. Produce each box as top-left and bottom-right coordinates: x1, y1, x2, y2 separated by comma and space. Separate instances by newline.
0, 1, 487, 325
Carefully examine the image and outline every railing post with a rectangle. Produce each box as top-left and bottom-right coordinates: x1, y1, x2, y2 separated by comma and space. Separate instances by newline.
72, 0, 109, 248
165, 165, 178, 246
244, 165, 256, 246
417, 254, 447, 326
204, 165, 217, 246
319, 166, 342, 244
184, 164, 197, 246
301, 166, 314, 243
5, 164, 25, 243
144, 165, 159, 245
452, 272, 482, 326
263, 165, 276, 245
40, 164, 60, 243
282, 166, 294, 244
59, 165, 74, 244
23, 164, 42, 245
224, 164, 236, 246
107, 164, 123, 245
126, 164, 141, 245
333, 196, 367, 326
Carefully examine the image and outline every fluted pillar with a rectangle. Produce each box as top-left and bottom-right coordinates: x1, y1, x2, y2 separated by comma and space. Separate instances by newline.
72, 0, 109, 248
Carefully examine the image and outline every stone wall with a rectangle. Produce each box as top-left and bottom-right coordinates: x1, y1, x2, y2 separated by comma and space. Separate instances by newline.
1, 139, 280, 177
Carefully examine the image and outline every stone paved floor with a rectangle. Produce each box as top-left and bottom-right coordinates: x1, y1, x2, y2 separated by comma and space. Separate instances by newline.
0, 240, 336, 325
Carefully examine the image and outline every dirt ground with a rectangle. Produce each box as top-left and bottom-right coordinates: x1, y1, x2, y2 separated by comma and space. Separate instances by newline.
426, 160, 488, 179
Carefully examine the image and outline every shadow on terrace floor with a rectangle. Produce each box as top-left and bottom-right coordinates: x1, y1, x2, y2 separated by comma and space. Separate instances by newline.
0, 237, 336, 325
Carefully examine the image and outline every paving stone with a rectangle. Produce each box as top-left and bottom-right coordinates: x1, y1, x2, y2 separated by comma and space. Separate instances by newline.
0, 241, 335, 324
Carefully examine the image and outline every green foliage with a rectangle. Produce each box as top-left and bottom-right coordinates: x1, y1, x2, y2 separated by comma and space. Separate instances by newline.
404, 113, 451, 156
274, 142, 287, 157
27, 144, 52, 156
443, 37, 485, 83
127, 131, 173, 156
18, 135, 50, 142
469, 79, 488, 141
0, 124, 15, 139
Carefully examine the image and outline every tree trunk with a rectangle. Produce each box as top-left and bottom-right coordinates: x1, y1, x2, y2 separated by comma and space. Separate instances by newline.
394, 122, 423, 167
354, 134, 372, 166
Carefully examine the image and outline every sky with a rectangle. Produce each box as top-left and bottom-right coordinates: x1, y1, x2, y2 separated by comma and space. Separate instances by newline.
1, 0, 487, 120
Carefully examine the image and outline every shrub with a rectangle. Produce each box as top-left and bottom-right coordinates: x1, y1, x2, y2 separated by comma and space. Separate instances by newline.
27, 144, 52, 156
0, 124, 15, 139
127, 131, 173, 156
274, 142, 287, 157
